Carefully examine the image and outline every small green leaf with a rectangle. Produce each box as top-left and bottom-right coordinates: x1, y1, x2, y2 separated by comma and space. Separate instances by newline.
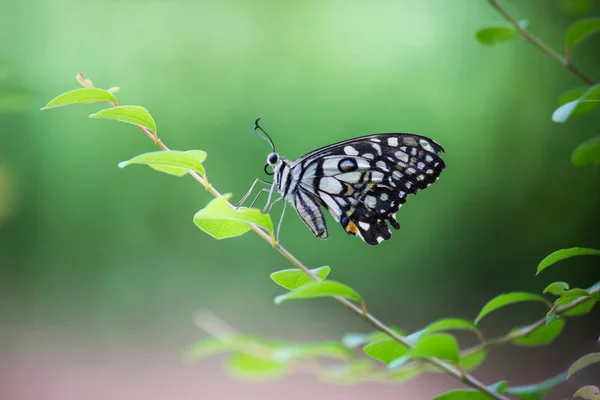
489, 381, 509, 394
459, 349, 487, 371
90, 105, 157, 133
475, 292, 548, 324
424, 318, 481, 336
537, 247, 600, 274
573, 385, 600, 400
433, 389, 497, 400
185, 335, 255, 360
475, 20, 528, 45
41, 87, 116, 110
511, 319, 565, 347
558, 87, 598, 116
272, 341, 352, 362
389, 366, 422, 383
567, 353, 600, 378
363, 338, 409, 365
563, 298, 596, 316
227, 352, 288, 381
119, 150, 206, 177
572, 136, 600, 167
269, 266, 331, 290
341, 327, 406, 349
505, 373, 566, 400
407, 333, 460, 363
274, 280, 363, 305
566, 19, 600, 55
552, 84, 600, 123
193, 194, 273, 239
543, 282, 570, 296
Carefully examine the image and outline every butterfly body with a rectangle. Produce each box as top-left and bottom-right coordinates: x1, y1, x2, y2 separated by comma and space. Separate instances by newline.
264, 133, 445, 245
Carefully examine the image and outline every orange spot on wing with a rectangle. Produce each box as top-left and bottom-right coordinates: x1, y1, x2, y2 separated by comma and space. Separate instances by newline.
345, 220, 358, 235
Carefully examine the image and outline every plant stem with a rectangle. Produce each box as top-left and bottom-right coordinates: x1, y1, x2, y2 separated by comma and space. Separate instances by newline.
488, 0, 595, 86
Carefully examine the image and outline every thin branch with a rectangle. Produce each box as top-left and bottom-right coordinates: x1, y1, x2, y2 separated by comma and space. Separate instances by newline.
95, 79, 509, 399
488, 0, 596, 86
461, 284, 600, 358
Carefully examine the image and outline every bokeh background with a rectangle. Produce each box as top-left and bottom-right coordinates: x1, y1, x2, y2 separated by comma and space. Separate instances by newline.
1, 0, 599, 399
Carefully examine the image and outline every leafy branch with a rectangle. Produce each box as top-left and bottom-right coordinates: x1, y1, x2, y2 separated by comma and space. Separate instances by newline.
42, 74, 510, 400
487, 0, 595, 85
42, 74, 600, 400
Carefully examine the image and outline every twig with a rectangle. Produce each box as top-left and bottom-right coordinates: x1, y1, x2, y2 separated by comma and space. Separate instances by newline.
461, 284, 600, 358
488, 0, 596, 86
94, 79, 509, 400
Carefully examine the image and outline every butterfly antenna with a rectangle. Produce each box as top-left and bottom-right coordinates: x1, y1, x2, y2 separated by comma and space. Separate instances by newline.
254, 117, 276, 152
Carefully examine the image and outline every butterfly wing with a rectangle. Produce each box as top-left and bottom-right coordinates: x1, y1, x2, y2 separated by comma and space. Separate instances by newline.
293, 133, 445, 245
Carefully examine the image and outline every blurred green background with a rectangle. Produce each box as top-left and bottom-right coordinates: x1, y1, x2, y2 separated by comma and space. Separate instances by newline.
1, 0, 599, 398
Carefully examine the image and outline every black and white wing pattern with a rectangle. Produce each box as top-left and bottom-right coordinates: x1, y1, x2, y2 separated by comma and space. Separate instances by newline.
289, 133, 445, 245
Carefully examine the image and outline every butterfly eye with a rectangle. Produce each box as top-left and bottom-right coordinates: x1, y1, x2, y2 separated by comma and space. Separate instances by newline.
267, 152, 279, 165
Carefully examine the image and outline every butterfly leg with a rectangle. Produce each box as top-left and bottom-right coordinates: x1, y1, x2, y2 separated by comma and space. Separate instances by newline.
276, 201, 287, 244
262, 181, 278, 212
234, 178, 272, 208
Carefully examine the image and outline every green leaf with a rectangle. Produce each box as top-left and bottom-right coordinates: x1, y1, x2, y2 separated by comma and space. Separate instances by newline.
537, 247, 600, 274
511, 319, 565, 347
389, 366, 422, 383
407, 333, 460, 363
563, 298, 596, 316
227, 352, 288, 381
119, 150, 206, 177
505, 373, 566, 400
89, 105, 157, 133
572, 136, 600, 167
475, 292, 548, 324
433, 389, 499, 400
193, 194, 273, 239
274, 280, 363, 305
573, 385, 600, 400
269, 266, 331, 290
566, 19, 600, 55
567, 353, 600, 378
552, 84, 600, 123
424, 318, 481, 336
185, 335, 255, 360
41, 88, 116, 110
341, 327, 407, 349
363, 338, 409, 365
272, 341, 352, 362
475, 20, 528, 45
558, 87, 598, 116
489, 381, 509, 394
459, 349, 487, 371
543, 282, 570, 296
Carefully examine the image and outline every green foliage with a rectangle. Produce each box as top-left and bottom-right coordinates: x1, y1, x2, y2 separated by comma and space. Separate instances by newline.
573, 385, 600, 400
543, 282, 570, 296
363, 338, 409, 365
274, 280, 363, 305
227, 352, 288, 381
434, 381, 507, 400
552, 84, 600, 123
269, 266, 331, 290
565, 18, 600, 58
567, 353, 600, 378
89, 105, 157, 133
572, 136, 600, 167
424, 318, 482, 339
41, 87, 116, 109
0, 90, 33, 113
563, 298, 596, 316
475, 20, 528, 45
193, 194, 273, 239
341, 327, 407, 349
511, 319, 565, 347
536, 247, 600, 274
407, 333, 460, 363
505, 373, 566, 400
474, 292, 548, 324
118, 150, 206, 177
459, 349, 487, 372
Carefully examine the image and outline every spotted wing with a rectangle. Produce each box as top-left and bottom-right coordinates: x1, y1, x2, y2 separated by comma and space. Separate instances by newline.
294, 133, 445, 245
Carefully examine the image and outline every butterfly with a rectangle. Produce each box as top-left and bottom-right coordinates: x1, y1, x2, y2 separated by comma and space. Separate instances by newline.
237, 118, 445, 245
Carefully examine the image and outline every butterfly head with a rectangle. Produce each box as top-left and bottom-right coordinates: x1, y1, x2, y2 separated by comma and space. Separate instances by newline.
254, 118, 283, 176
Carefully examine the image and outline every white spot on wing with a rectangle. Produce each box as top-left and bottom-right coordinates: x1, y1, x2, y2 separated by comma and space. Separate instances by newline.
376, 160, 389, 171
392, 171, 403, 180
371, 171, 384, 182
336, 171, 362, 183
380, 192, 389, 201
371, 138, 381, 143
387, 137, 399, 146
395, 151, 409, 162
363, 153, 375, 160
371, 143, 382, 155
376, 236, 384, 243
359, 221, 371, 230
318, 176, 343, 194
417, 162, 425, 170
344, 146, 359, 156
364, 195, 376, 208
